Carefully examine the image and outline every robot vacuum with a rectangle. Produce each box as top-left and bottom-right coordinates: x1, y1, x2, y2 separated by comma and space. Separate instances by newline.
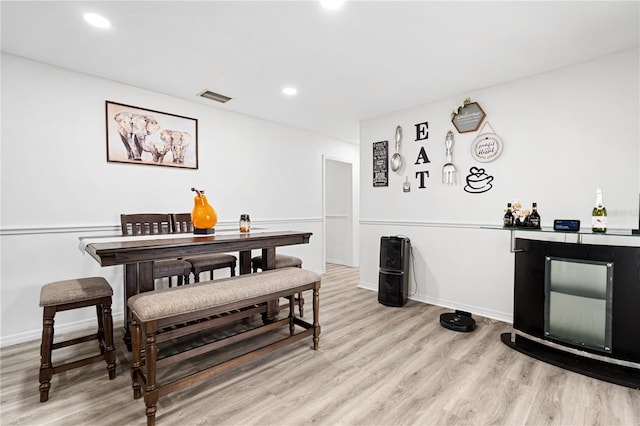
440, 310, 476, 332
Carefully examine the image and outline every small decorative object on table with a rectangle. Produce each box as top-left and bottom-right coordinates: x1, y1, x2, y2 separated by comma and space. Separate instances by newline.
191, 187, 217, 234
239, 214, 251, 232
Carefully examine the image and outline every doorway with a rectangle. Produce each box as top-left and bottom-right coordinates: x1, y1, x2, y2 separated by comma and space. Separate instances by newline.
323, 157, 354, 267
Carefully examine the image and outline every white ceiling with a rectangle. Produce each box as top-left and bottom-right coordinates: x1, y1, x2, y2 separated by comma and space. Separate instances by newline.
2, 1, 639, 144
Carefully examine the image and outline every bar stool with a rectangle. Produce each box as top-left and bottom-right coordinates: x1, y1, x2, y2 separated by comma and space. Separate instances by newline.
39, 277, 116, 402
252, 254, 305, 316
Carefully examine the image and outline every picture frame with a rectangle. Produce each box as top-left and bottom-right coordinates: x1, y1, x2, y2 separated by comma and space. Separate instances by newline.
452, 102, 486, 133
105, 101, 198, 169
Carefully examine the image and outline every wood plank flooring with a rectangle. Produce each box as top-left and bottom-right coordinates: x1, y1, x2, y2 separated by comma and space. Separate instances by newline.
1, 263, 638, 425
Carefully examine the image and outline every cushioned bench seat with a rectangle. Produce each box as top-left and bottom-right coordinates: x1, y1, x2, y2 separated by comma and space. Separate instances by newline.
127, 267, 321, 426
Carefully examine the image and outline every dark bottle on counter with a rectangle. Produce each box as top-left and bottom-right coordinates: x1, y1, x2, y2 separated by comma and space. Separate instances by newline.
503, 203, 514, 227
529, 202, 541, 228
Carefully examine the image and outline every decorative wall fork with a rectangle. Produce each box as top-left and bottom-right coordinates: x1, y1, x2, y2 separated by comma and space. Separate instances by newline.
442, 130, 456, 184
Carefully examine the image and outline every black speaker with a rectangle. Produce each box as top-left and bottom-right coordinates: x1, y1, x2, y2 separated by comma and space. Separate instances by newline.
379, 236, 409, 271
378, 236, 410, 307
379, 271, 407, 307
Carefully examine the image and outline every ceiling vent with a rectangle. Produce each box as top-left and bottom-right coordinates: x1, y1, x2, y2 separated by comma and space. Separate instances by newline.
199, 90, 232, 103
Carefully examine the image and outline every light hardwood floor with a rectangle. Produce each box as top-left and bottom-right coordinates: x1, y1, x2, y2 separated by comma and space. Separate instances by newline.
1, 264, 638, 425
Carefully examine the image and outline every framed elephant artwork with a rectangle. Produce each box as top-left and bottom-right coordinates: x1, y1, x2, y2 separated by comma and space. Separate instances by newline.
105, 101, 198, 169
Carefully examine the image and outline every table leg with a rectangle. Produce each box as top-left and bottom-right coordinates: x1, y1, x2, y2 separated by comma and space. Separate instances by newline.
239, 250, 252, 275
123, 264, 137, 350
262, 247, 279, 323
138, 262, 154, 293
262, 247, 276, 270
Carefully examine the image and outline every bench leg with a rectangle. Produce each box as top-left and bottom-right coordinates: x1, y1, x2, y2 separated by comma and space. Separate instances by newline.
313, 287, 321, 350
144, 330, 159, 426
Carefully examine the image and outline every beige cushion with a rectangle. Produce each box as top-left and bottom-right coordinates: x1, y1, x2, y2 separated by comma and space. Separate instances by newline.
40, 277, 113, 307
252, 254, 302, 269
128, 267, 319, 322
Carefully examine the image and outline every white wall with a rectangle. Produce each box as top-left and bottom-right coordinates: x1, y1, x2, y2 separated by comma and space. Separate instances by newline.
0, 53, 359, 347
359, 49, 640, 322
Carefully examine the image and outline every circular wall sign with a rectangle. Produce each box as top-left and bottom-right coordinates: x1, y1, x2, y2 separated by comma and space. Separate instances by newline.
471, 133, 503, 162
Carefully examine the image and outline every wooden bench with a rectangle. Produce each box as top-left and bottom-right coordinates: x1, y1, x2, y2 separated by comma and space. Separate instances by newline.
127, 267, 321, 426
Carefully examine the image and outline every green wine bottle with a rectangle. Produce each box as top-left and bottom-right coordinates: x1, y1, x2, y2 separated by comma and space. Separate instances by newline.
591, 189, 607, 232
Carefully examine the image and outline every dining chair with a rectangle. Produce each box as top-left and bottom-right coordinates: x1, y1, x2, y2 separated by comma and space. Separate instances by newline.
171, 213, 237, 282
252, 254, 304, 316
120, 213, 192, 287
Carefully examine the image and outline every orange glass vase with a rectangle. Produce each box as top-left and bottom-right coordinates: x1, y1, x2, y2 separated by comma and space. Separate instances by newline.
191, 188, 217, 234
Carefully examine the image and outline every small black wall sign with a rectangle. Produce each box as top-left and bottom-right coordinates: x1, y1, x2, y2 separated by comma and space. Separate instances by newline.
373, 140, 389, 187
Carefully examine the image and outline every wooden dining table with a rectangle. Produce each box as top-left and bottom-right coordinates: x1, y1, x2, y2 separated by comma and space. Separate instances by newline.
80, 229, 312, 348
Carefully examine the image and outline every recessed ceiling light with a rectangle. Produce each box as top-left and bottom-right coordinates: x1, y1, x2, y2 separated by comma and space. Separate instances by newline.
283, 87, 297, 96
83, 13, 111, 29
320, 0, 344, 10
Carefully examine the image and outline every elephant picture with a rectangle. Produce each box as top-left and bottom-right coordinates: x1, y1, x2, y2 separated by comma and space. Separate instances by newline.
106, 101, 198, 169
114, 112, 160, 161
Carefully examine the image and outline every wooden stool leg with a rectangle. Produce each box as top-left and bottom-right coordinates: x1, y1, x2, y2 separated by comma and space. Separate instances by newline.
96, 305, 106, 354
131, 318, 142, 400
101, 301, 117, 380
39, 306, 55, 402
313, 287, 320, 350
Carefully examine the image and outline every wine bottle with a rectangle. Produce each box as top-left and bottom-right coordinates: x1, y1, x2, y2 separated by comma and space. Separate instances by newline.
592, 189, 607, 232
503, 202, 514, 227
529, 202, 541, 229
